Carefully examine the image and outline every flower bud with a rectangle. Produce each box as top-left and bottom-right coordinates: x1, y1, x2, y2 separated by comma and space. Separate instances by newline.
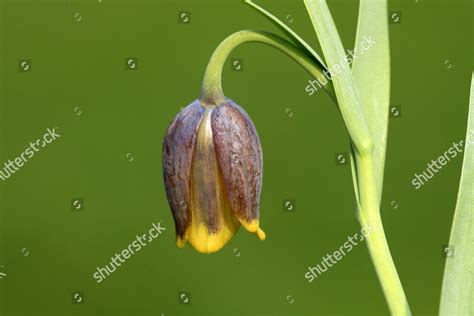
162, 98, 265, 254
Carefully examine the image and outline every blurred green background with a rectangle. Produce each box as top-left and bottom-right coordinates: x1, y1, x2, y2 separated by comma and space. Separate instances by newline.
0, 0, 472, 315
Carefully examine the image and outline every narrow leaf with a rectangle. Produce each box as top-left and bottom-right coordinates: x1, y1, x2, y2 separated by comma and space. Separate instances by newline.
303, 0, 372, 154
439, 72, 474, 316
244, 0, 327, 69
352, 0, 390, 204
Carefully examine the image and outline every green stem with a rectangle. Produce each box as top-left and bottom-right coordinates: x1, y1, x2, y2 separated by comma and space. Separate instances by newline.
201, 27, 410, 316
356, 153, 411, 316
201, 30, 336, 106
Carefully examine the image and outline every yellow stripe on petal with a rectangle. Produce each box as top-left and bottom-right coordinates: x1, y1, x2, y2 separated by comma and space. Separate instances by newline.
186, 109, 240, 254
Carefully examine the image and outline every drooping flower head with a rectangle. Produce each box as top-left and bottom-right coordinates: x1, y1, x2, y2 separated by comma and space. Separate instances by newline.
162, 98, 265, 254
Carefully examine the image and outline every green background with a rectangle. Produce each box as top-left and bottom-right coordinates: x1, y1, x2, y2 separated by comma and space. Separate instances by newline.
0, 0, 472, 315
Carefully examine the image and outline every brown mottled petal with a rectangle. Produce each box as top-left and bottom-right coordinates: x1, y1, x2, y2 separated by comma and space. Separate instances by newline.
211, 99, 263, 223
162, 100, 205, 237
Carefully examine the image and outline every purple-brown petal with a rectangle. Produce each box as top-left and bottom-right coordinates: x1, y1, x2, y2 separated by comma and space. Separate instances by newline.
162, 100, 206, 237
210, 99, 263, 223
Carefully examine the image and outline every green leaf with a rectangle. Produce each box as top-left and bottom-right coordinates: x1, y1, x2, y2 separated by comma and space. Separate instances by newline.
303, 0, 372, 155
243, 0, 327, 69
439, 72, 474, 316
351, 0, 390, 205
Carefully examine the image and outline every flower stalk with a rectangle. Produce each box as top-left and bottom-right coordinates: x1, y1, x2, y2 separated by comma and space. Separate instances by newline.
356, 153, 411, 316
200, 30, 336, 106
200, 27, 410, 314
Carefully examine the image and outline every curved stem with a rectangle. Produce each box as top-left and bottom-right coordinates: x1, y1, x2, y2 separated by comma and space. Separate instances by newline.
201, 27, 409, 315
356, 153, 411, 316
201, 30, 336, 106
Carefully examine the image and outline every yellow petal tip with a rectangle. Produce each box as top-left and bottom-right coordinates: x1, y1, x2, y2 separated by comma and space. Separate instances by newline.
176, 236, 187, 248
238, 218, 266, 241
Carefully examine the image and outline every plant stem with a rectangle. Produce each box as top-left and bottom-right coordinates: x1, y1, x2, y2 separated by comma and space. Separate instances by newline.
201, 27, 410, 316
201, 30, 336, 106
356, 153, 411, 316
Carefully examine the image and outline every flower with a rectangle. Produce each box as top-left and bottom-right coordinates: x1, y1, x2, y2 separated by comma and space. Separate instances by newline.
162, 98, 265, 254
